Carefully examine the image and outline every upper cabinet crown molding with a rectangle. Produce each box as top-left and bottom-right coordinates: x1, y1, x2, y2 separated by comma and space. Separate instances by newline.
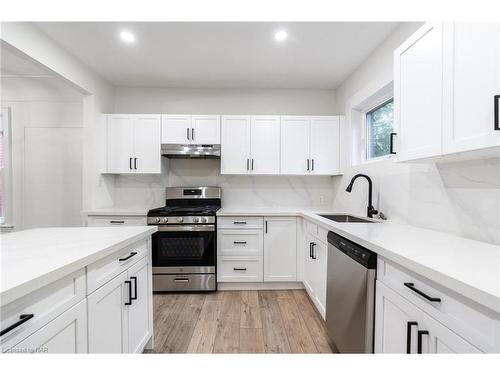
393, 22, 500, 162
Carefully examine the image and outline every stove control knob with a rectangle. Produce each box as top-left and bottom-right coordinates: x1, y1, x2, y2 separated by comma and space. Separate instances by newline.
155, 217, 161, 223
193, 217, 200, 223
201, 217, 208, 223
162, 217, 169, 223
177, 217, 184, 223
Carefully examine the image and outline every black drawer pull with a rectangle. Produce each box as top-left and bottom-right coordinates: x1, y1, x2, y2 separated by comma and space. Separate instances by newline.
233, 221, 247, 225
124, 280, 133, 305
417, 330, 429, 354
0, 314, 34, 336
109, 220, 125, 224
311, 243, 317, 260
119, 252, 138, 262
130, 276, 137, 300
233, 241, 247, 245
495, 95, 499, 130
406, 321, 418, 354
233, 267, 247, 271
404, 282, 441, 302
309, 242, 313, 258
390, 132, 397, 154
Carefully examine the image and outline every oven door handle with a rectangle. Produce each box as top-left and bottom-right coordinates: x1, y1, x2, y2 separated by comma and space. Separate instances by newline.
155, 225, 215, 232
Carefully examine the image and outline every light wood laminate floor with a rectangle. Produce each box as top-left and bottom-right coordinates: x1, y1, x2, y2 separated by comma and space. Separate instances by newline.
151, 290, 337, 353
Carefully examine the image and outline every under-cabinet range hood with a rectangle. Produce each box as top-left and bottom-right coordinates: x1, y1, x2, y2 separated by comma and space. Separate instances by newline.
161, 144, 221, 159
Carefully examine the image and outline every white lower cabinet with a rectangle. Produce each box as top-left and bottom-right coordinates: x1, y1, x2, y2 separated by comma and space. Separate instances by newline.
375, 281, 481, 353
263, 217, 297, 282
12, 299, 88, 353
303, 228, 328, 319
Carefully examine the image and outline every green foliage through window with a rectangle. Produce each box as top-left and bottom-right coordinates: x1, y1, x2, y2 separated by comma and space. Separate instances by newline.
366, 99, 394, 159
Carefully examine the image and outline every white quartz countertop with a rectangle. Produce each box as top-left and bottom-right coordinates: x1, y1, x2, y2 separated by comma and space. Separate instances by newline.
217, 207, 500, 313
83, 207, 149, 216
0, 226, 157, 306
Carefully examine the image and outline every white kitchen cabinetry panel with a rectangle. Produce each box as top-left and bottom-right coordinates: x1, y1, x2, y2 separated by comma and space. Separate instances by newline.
217, 216, 264, 229
263, 217, 297, 282
86, 215, 147, 227
310, 116, 340, 175
87, 271, 129, 353
221, 115, 251, 174
106, 114, 161, 174
191, 115, 220, 144
250, 116, 281, 174
11, 299, 88, 353
394, 23, 443, 162
218, 229, 263, 256
161, 114, 191, 144
127, 257, 152, 353
280, 116, 310, 174
442, 23, 500, 154
218, 256, 263, 282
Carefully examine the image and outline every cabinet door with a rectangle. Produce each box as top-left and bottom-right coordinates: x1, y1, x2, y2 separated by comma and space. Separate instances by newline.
87, 271, 129, 353
250, 116, 281, 174
192, 115, 220, 144
310, 116, 340, 175
394, 23, 443, 161
133, 115, 161, 174
280, 116, 310, 174
107, 115, 135, 173
442, 23, 500, 154
312, 240, 328, 318
221, 116, 251, 174
127, 257, 152, 353
263, 217, 297, 282
12, 299, 87, 353
425, 313, 482, 353
161, 114, 191, 144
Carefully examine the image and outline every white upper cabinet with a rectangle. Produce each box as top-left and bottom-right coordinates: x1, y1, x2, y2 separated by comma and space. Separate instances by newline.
281, 116, 340, 175
161, 114, 220, 145
280, 116, 310, 174
310, 116, 340, 175
221, 115, 251, 174
250, 116, 281, 174
442, 23, 500, 154
106, 114, 161, 174
394, 23, 444, 162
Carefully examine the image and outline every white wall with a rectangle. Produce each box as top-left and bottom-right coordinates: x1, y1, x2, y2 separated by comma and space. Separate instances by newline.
332, 22, 500, 245
112, 87, 338, 210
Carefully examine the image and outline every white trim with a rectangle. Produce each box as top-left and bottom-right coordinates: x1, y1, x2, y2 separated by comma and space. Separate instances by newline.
0, 107, 13, 226
217, 281, 304, 291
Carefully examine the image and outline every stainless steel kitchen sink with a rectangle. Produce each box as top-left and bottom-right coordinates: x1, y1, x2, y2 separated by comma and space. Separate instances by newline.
317, 214, 375, 223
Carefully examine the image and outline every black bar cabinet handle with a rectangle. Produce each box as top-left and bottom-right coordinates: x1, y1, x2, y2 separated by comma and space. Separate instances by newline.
233, 267, 247, 271
309, 242, 313, 258
417, 330, 429, 354
390, 132, 397, 154
307, 159, 310, 171
495, 95, 499, 130
406, 321, 418, 353
186, 127, 190, 140
311, 243, 317, 259
265, 220, 268, 233
0, 314, 34, 336
130, 276, 138, 300
311, 159, 315, 171
134, 158, 137, 170
251, 159, 254, 170
246, 159, 249, 171
404, 282, 441, 302
109, 220, 125, 224
191, 127, 195, 140
129, 157, 133, 170
119, 251, 138, 262
233, 241, 247, 245
124, 280, 133, 305
233, 221, 247, 225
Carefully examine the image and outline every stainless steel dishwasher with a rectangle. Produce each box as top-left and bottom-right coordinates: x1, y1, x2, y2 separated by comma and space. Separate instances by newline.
326, 231, 377, 353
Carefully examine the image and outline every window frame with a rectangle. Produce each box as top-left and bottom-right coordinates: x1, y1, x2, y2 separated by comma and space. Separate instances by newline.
362, 95, 395, 163
0, 107, 13, 226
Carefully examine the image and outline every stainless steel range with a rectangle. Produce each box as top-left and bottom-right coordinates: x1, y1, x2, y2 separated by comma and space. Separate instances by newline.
147, 187, 221, 292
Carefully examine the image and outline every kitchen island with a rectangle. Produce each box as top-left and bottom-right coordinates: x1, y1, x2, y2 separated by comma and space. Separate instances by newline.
0, 226, 157, 353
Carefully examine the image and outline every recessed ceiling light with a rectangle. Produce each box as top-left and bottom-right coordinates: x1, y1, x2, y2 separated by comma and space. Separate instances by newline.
119, 31, 135, 44
274, 30, 288, 42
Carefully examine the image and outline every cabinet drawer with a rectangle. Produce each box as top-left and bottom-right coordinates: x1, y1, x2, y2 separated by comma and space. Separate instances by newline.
217, 216, 263, 229
0, 269, 86, 348
217, 229, 263, 256
305, 220, 318, 236
217, 256, 263, 282
87, 240, 148, 294
378, 257, 500, 352
87, 215, 147, 227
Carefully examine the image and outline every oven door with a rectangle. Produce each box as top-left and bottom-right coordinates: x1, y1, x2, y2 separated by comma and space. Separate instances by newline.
152, 224, 215, 274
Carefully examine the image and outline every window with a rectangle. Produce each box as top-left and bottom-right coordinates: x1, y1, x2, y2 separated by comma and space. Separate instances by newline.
0, 108, 12, 225
365, 98, 394, 160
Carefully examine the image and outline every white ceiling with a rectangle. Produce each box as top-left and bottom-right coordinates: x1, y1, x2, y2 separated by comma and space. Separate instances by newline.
34, 22, 400, 89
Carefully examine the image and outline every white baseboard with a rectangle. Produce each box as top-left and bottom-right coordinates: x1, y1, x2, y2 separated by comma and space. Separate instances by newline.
217, 281, 305, 291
